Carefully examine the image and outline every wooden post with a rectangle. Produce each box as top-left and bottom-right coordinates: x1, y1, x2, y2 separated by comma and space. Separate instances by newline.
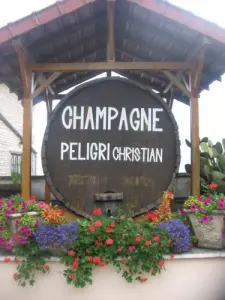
190, 71, 200, 196
44, 91, 52, 204
13, 43, 33, 201
189, 52, 204, 196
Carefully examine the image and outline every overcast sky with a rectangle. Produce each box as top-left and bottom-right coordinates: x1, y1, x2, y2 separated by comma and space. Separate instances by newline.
0, 0, 225, 174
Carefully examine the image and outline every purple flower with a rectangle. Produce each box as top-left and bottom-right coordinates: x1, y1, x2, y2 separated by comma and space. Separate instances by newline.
156, 219, 191, 253
33, 222, 79, 251
222, 231, 225, 237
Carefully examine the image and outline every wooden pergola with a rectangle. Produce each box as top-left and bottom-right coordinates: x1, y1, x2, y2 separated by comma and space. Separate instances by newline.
1, 0, 225, 202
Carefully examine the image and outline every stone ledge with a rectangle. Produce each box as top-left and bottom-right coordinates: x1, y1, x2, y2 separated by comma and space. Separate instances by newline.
0, 248, 224, 262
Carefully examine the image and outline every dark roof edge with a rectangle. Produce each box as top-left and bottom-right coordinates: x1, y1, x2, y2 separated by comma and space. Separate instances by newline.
0, 112, 37, 154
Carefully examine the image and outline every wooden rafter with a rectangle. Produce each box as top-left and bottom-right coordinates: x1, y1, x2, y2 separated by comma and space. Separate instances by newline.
28, 61, 196, 72
107, 0, 116, 62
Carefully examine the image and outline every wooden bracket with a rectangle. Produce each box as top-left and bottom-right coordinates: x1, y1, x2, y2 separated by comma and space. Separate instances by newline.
162, 70, 190, 97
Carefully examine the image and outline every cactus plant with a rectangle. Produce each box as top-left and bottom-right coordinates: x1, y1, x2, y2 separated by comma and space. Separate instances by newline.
185, 137, 225, 192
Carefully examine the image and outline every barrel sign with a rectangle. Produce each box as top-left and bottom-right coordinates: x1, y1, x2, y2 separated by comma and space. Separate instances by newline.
42, 78, 180, 217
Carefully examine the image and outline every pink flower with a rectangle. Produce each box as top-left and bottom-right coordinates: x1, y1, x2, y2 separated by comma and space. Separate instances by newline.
105, 238, 114, 245
145, 240, 151, 246
94, 220, 102, 227
218, 203, 224, 209
200, 216, 209, 223
190, 204, 197, 212
180, 209, 186, 216
198, 207, 205, 213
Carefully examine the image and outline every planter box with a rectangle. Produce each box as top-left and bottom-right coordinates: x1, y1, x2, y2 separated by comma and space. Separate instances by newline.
8, 212, 41, 235
185, 210, 225, 250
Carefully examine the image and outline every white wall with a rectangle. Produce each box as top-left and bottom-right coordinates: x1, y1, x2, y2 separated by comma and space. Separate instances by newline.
0, 84, 36, 176
0, 257, 224, 300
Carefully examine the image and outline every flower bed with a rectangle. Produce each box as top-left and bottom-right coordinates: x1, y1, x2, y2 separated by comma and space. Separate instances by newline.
0, 192, 194, 289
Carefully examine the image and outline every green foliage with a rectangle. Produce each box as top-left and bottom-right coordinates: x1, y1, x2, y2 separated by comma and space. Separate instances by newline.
13, 238, 51, 287
61, 210, 171, 288
185, 137, 225, 192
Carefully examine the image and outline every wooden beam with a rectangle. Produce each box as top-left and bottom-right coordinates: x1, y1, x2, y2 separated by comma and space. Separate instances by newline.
44, 91, 52, 204
107, 0, 116, 62
190, 69, 200, 196
28, 61, 196, 72
194, 51, 205, 92
32, 72, 61, 99
13, 40, 34, 201
162, 70, 190, 97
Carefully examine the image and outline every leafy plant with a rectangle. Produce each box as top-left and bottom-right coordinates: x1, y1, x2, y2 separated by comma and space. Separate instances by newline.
61, 208, 171, 288
185, 137, 225, 192
183, 183, 225, 235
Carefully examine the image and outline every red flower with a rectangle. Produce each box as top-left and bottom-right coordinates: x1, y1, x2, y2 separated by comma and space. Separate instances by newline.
89, 225, 95, 232
93, 208, 102, 215
120, 258, 128, 264
95, 239, 102, 247
158, 260, 165, 268
170, 254, 175, 260
145, 240, 151, 246
94, 220, 102, 227
135, 235, 143, 243
86, 250, 91, 254
146, 212, 158, 221
97, 262, 105, 267
72, 259, 79, 269
153, 235, 160, 242
117, 247, 123, 252
208, 183, 218, 189
69, 274, 76, 280
93, 256, 101, 264
4, 257, 11, 263
106, 228, 113, 233
109, 222, 116, 227
88, 256, 93, 263
140, 278, 148, 283
13, 235, 20, 242
128, 245, 135, 252
13, 273, 18, 280
43, 264, 49, 270
106, 238, 114, 245
68, 250, 75, 256
190, 242, 193, 249
14, 257, 21, 264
